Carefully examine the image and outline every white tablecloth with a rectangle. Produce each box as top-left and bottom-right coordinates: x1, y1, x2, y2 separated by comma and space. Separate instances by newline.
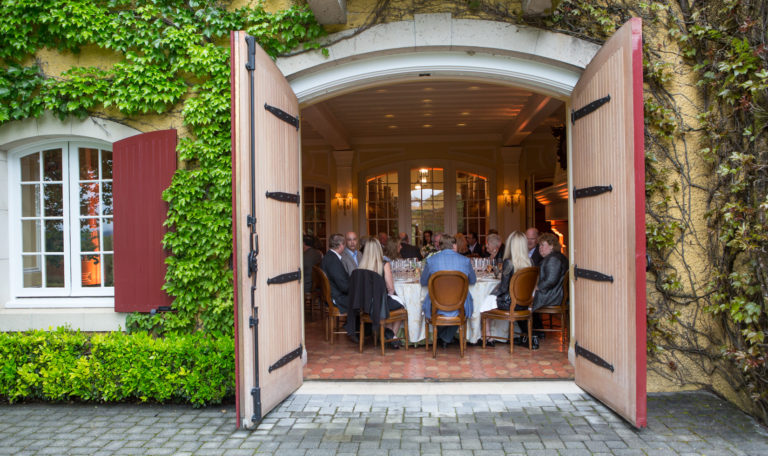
394, 278, 504, 344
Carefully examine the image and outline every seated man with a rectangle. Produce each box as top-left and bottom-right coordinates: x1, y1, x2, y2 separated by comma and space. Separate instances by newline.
321, 233, 357, 342
398, 232, 422, 260
420, 234, 477, 348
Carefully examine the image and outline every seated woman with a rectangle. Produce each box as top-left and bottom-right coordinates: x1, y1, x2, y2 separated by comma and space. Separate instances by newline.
383, 238, 401, 263
359, 238, 405, 348
483, 231, 532, 346
518, 232, 568, 349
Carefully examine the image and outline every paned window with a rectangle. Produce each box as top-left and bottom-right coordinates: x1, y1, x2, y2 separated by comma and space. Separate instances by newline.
12, 141, 114, 297
456, 171, 489, 246
303, 186, 327, 249
366, 172, 398, 238
410, 168, 444, 246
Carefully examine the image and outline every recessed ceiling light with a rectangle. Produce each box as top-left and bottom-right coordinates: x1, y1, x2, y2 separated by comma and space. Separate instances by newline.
423, 124, 432, 128
423, 112, 433, 117
384, 114, 394, 118
422, 99, 432, 103
376, 89, 387, 93
461, 111, 470, 116
388, 125, 398, 129
468, 86, 480, 91
457, 123, 466, 127
423, 87, 434, 91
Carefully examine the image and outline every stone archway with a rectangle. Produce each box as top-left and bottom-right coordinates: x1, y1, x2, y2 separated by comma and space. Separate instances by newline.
277, 13, 600, 105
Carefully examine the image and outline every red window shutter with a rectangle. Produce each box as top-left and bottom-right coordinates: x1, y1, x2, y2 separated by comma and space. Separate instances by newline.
113, 129, 177, 313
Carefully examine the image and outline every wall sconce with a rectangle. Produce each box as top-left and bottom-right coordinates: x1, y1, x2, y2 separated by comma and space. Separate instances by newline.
502, 189, 523, 207
335, 192, 353, 214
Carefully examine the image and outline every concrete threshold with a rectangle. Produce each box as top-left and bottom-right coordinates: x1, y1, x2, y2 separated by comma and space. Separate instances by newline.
296, 380, 584, 395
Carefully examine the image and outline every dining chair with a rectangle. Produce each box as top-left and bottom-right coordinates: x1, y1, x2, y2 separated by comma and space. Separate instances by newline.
305, 268, 325, 322
481, 266, 539, 353
313, 266, 347, 344
425, 270, 470, 358
360, 307, 409, 355
534, 270, 569, 346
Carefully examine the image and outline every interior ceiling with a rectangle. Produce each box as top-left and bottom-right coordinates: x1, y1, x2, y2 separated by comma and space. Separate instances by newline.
300, 80, 565, 148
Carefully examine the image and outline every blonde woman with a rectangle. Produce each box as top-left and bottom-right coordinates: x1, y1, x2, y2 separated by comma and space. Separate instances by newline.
482, 231, 532, 346
359, 238, 405, 348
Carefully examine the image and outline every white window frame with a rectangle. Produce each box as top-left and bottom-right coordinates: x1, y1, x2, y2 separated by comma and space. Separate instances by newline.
9, 139, 114, 301
358, 159, 497, 238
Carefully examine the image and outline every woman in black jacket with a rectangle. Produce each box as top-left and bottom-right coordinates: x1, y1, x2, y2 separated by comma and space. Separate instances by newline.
483, 231, 532, 346
518, 232, 568, 349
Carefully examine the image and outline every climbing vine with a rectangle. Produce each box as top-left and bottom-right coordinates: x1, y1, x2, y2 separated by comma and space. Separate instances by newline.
0, 0, 325, 336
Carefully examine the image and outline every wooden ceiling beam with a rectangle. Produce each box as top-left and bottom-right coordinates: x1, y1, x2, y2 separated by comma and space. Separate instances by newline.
302, 104, 352, 151
501, 95, 563, 146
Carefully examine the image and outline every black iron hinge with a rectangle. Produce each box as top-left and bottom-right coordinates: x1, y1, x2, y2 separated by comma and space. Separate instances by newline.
265, 191, 300, 205
249, 315, 258, 328
574, 266, 614, 283
268, 345, 303, 373
573, 185, 612, 199
250, 386, 262, 423
267, 269, 301, 285
264, 103, 300, 130
575, 342, 614, 372
571, 95, 611, 124
247, 250, 258, 278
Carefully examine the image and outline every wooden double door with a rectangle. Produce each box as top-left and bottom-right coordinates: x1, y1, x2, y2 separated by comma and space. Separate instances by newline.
230, 18, 647, 429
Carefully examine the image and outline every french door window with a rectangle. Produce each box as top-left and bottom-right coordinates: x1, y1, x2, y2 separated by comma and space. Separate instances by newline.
363, 166, 491, 247
303, 185, 328, 249
366, 171, 398, 237
12, 141, 114, 297
456, 171, 489, 246
410, 167, 445, 245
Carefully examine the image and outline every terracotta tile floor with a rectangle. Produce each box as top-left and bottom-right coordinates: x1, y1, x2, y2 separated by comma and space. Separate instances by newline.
303, 316, 574, 380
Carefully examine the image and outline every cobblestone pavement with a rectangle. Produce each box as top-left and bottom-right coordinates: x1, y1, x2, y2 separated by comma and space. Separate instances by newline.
1, 390, 766, 455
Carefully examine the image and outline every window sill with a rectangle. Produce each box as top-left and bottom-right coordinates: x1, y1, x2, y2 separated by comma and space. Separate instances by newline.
6, 296, 115, 309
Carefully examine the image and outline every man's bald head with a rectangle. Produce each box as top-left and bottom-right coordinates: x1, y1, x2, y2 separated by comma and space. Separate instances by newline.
525, 227, 539, 250
345, 232, 359, 251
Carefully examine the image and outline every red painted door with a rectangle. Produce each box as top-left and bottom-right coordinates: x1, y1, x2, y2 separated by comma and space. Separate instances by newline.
231, 31, 303, 428
113, 129, 176, 313
571, 18, 647, 427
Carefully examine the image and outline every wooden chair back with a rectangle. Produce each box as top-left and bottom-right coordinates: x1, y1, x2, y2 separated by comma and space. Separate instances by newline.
427, 270, 469, 320
313, 266, 341, 316
510, 266, 539, 308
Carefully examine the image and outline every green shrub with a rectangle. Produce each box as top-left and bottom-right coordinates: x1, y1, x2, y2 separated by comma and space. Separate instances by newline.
0, 328, 233, 406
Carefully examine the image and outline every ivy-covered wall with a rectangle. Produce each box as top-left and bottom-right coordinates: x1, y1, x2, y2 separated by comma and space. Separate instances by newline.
2, 0, 767, 423
0, 0, 325, 336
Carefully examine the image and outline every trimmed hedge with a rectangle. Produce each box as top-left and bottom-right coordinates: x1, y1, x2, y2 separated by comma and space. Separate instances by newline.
0, 328, 234, 406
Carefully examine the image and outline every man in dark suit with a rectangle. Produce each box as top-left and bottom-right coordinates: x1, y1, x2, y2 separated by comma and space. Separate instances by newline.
398, 232, 422, 260
321, 233, 356, 341
526, 227, 543, 266
466, 232, 483, 257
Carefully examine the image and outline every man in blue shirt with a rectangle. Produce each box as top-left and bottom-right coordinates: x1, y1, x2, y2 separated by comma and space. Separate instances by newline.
342, 231, 361, 275
420, 234, 477, 348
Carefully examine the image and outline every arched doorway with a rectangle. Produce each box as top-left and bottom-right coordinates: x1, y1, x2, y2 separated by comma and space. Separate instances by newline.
231, 17, 646, 428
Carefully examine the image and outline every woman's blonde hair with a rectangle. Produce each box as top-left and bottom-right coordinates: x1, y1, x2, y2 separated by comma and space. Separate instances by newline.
455, 233, 468, 254
503, 231, 532, 271
359, 237, 385, 275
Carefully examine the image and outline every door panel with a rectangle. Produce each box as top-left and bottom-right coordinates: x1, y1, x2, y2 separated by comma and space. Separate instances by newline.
231, 31, 303, 429
572, 18, 646, 427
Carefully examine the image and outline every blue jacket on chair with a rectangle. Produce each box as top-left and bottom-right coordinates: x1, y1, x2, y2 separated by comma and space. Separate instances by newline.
420, 249, 477, 318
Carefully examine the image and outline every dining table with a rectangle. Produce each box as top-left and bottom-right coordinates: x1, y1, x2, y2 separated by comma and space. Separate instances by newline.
393, 273, 512, 345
